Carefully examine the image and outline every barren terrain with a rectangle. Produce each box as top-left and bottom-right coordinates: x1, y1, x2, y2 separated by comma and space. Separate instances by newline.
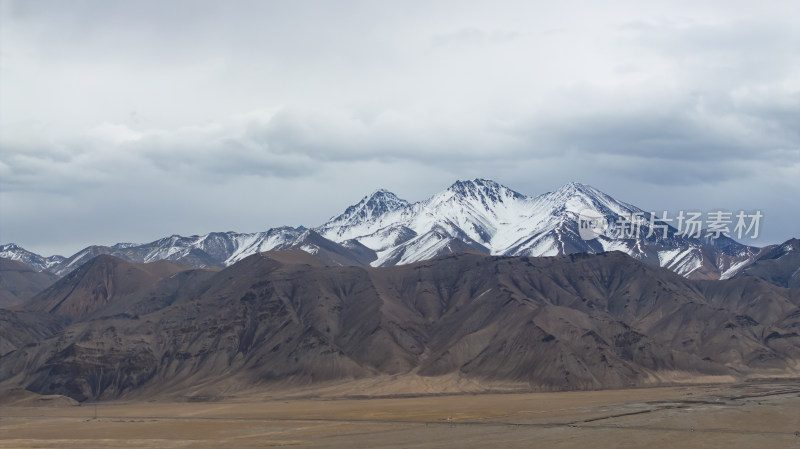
2, 379, 799, 448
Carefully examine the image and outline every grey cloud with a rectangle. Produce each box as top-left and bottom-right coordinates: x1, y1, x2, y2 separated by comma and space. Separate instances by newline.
3, 91, 797, 195
619, 20, 800, 89
1, 0, 798, 255
432, 27, 521, 46
539, 104, 797, 162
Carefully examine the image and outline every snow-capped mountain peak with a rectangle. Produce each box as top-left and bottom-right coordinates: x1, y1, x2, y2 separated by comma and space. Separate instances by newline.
443, 179, 525, 203
536, 182, 638, 217
323, 189, 409, 230
0, 243, 66, 272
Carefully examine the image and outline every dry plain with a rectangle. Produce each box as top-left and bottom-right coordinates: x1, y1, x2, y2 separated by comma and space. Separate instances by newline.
2, 379, 799, 449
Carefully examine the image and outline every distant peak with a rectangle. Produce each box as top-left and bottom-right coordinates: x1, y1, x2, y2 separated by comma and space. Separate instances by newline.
359, 189, 405, 205
325, 188, 409, 227
267, 226, 303, 235
779, 238, 800, 252
87, 253, 126, 265
359, 188, 406, 207
548, 182, 610, 200
540, 182, 634, 216
370, 188, 394, 196
555, 181, 592, 193
448, 178, 501, 191
445, 178, 524, 200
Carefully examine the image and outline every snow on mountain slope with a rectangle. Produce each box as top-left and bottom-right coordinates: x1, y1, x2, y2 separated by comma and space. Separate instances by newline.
0, 244, 65, 272
318, 179, 538, 264
5, 227, 370, 277
222, 227, 304, 265
726, 238, 800, 286
125, 228, 372, 270
316, 189, 410, 241
407, 179, 534, 249
720, 258, 752, 280
658, 247, 703, 277
494, 182, 642, 257
354, 225, 417, 253
373, 227, 485, 266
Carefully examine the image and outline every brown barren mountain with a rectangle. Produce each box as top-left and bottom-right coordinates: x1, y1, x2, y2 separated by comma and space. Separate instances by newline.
23, 255, 200, 321
0, 257, 58, 307
0, 250, 798, 402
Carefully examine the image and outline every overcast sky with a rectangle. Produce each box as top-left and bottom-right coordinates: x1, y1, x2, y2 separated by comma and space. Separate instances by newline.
1, 0, 798, 256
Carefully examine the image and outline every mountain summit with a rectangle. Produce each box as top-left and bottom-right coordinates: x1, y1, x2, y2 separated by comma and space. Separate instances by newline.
318, 189, 409, 239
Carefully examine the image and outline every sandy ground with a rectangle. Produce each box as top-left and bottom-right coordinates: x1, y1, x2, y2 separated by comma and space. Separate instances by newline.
2, 380, 799, 448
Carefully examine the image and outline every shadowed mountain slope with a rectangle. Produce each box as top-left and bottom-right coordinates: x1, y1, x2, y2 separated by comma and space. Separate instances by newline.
1, 250, 798, 401
0, 258, 58, 307
23, 255, 204, 322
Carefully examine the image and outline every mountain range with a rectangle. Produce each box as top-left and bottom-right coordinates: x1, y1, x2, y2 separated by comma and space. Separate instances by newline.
3, 180, 784, 282
1, 250, 798, 401
2, 179, 797, 401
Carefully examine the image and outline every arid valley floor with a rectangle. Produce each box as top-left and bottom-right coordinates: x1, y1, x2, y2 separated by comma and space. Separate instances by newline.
2, 379, 799, 448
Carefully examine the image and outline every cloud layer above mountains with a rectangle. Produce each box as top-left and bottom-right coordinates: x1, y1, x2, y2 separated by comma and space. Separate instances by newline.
1, 0, 798, 255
